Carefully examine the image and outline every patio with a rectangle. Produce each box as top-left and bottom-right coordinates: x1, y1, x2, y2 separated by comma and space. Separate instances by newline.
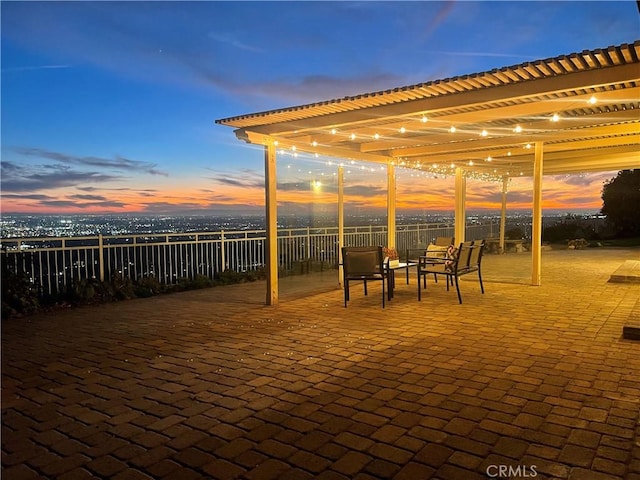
2, 248, 640, 480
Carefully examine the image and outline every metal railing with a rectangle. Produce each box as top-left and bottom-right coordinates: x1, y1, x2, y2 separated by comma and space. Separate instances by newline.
1, 221, 496, 296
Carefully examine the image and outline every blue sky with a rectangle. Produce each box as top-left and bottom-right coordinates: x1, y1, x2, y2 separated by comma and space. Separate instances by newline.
1, 1, 638, 215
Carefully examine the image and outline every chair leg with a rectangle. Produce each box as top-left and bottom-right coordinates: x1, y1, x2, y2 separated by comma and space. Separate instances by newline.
364, 280, 368, 296
417, 273, 422, 301
478, 269, 485, 294
382, 280, 385, 308
454, 275, 462, 304
344, 280, 351, 308
344, 280, 349, 307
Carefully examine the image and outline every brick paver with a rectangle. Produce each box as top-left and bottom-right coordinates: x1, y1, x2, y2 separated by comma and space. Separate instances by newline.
2, 247, 639, 479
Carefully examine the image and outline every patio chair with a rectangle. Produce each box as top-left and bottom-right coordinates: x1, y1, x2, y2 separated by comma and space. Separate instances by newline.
434, 236, 454, 247
417, 240, 485, 304
405, 236, 454, 284
342, 246, 387, 308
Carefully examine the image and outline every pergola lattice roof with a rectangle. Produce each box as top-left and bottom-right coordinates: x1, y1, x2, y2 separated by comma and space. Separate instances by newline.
217, 41, 640, 178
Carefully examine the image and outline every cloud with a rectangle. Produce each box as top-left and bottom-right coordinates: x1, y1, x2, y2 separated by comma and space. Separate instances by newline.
208, 71, 409, 105
69, 194, 108, 201
424, 50, 537, 60
254, 72, 407, 103
208, 32, 263, 52
139, 201, 263, 215
345, 184, 387, 197
206, 168, 264, 188
39, 199, 126, 209
0, 193, 53, 201
1, 161, 122, 192
213, 176, 263, 188
553, 172, 614, 187
77, 186, 159, 195
12, 147, 168, 176
1, 65, 71, 72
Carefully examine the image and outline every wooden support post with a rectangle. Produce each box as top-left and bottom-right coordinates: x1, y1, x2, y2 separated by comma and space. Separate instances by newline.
454, 167, 466, 244
338, 165, 344, 287
500, 176, 508, 254
387, 163, 396, 249
532, 142, 543, 286
264, 141, 279, 305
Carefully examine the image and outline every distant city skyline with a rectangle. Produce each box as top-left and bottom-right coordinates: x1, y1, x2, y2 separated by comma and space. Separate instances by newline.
1, 1, 637, 215
1, 210, 603, 240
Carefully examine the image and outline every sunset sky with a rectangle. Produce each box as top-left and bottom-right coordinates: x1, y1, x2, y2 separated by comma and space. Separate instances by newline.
2, 1, 638, 217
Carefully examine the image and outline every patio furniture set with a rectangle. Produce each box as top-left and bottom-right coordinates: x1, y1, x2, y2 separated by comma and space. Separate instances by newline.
342, 237, 486, 307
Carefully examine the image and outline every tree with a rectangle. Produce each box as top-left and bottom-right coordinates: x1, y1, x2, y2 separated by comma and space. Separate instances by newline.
601, 169, 640, 237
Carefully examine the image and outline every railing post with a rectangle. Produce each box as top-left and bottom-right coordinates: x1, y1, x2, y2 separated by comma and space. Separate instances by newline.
306, 227, 311, 260
220, 230, 226, 273
98, 234, 105, 282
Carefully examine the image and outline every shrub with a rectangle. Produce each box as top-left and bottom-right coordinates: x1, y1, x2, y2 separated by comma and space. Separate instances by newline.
134, 276, 164, 297
216, 269, 245, 285
107, 273, 136, 300
543, 222, 596, 243
1, 266, 263, 319
1, 268, 41, 319
189, 274, 215, 289
67, 279, 97, 304
505, 227, 525, 240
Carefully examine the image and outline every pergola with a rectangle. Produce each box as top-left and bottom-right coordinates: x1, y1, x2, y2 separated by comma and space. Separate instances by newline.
216, 41, 640, 305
